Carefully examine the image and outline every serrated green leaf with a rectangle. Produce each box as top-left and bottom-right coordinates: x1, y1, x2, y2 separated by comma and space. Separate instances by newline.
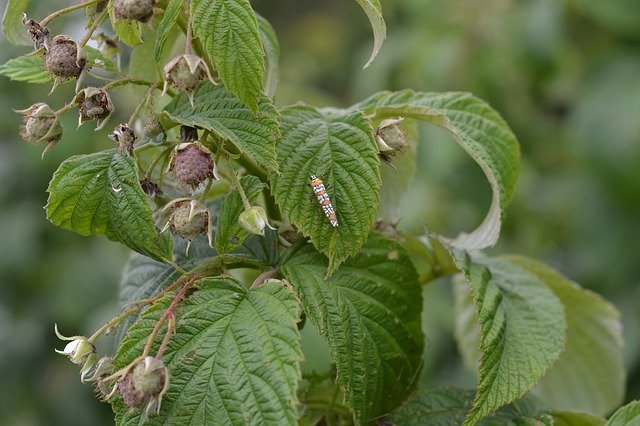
46, 150, 172, 262
280, 232, 423, 423
113, 277, 302, 426
2, 0, 30, 46
355, 90, 520, 251
191, 0, 264, 112
257, 13, 279, 99
0, 55, 52, 83
162, 82, 280, 172
450, 251, 566, 426
154, 0, 182, 62
83, 46, 118, 73
605, 401, 640, 426
354, 0, 387, 68
215, 175, 265, 254
505, 255, 625, 416
108, 1, 142, 46
271, 106, 380, 274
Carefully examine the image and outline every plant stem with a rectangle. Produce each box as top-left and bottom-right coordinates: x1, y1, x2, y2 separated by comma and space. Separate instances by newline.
40, 0, 103, 26
128, 83, 159, 127
55, 103, 77, 117
79, 8, 107, 47
103, 78, 157, 92
145, 146, 174, 178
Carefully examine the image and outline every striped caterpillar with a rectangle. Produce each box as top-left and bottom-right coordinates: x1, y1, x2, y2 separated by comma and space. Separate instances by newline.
309, 175, 338, 227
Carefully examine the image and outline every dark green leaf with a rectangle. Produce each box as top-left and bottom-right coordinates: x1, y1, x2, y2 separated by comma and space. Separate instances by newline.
114, 277, 302, 426
191, 0, 264, 112
2, 0, 30, 46
280, 232, 423, 423
46, 150, 172, 262
154, 0, 183, 62
0, 55, 52, 83
355, 90, 520, 251
215, 175, 265, 254
162, 82, 280, 173
271, 106, 380, 274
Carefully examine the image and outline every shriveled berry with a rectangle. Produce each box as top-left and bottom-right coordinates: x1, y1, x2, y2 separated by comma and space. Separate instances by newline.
163, 54, 214, 106
16, 103, 63, 145
114, 0, 155, 23
22, 17, 49, 50
118, 357, 168, 412
44, 35, 85, 79
169, 143, 215, 188
118, 369, 147, 409
376, 118, 409, 162
109, 124, 136, 153
75, 87, 114, 130
167, 199, 209, 241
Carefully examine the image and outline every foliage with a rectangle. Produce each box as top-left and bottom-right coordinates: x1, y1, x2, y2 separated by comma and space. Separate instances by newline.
0, 0, 633, 425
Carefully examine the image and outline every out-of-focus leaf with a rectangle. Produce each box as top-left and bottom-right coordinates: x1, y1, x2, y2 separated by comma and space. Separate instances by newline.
257, 13, 279, 99
0, 55, 51, 83
2, 0, 30, 46
354, 0, 387, 68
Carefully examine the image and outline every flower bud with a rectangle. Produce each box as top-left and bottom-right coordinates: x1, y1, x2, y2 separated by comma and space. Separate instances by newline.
168, 142, 216, 188
118, 356, 169, 414
375, 118, 409, 162
22, 16, 49, 50
109, 124, 136, 153
239, 206, 274, 236
44, 35, 86, 79
74, 86, 114, 130
16, 103, 63, 146
54, 324, 97, 367
114, 0, 156, 23
163, 54, 215, 106
163, 198, 213, 254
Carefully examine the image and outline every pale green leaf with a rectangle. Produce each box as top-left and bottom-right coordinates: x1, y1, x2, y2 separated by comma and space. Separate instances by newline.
130, 26, 159, 97
271, 106, 380, 274
552, 411, 606, 426
257, 13, 279, 99
113, 277, 302, 426
354, 0, 387, 68
154, 0, 183, 62
215, 175, 265, 254
605, 401, 640, 426
83, 46, 118, 73
0, 55, 52, 83
109, 1, 142, 46
505, 255, 625, 416
191, 0, 264, 112
46, 150, 172, 262
161, 82, 280, 173
355, 90, 520, 250
450, 250, 566, 426
280, 232, 423, 423
2, 0, 30, 45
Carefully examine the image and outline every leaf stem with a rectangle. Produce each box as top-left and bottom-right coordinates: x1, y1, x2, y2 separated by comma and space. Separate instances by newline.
103, 78, 157, 91
145, 146, 174, 178
128, 83, 159, 127
78, 8, 107, 47
40, 0, 104, 26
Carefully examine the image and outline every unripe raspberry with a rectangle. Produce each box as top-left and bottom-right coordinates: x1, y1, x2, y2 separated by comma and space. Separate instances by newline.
114, 0, 156, 23
163, 54, 214, 106
169, 142, 216, 188
22, 16, 49, 50
16, 103, 63, 146
74, 87, 114, 130
376, 118, 409, 162
44, 35, 86, 79
165, 199, 210, 241
109, 124, 136, 153
119, 357, 169, 412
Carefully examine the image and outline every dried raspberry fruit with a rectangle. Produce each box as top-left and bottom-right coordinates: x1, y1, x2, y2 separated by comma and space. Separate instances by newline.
44, 35, 86, 80
22, 16, 49, 50
15, 103, 63, 156
118, 357, 169, 414
162, 198, 212, 254
114, 0, 156, 23
74, 87, 114, 130
163, 54, 214, 106
109, 124, 136, 153
168, 142, 217, 188
376, 118, 409, 163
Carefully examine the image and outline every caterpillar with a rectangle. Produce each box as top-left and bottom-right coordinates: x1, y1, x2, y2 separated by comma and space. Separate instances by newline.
310, 174, 338, 227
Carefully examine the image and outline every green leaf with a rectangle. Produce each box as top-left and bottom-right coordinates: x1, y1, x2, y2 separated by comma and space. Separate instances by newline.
355, 90, 520, 250
129, 26, 159, 97
605, 401, 640, 426
354, 0, 387, 68
191, 0, 264, 112
271, 106, 380, 274
0, 55, 52, 83
552, 411, 606, 426
257, 13, 280, 99
450, 250, 565, 426
280, 232, 423, 423
505, 255, 625, 416
161, 82, 280, 173
154, 0, 183, 62
113, 277, 302, 426
2, 0, 30, 46
108, 1, 142, 46
83, 46, 118, 73
46, 150, 172, 262
215, 175, 265, 254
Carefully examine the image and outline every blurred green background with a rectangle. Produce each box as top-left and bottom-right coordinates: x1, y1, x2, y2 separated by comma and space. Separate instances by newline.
1, 0, 639, 424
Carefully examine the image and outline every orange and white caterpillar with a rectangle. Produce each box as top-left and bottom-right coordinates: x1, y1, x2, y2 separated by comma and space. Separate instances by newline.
310, 174, 338, 227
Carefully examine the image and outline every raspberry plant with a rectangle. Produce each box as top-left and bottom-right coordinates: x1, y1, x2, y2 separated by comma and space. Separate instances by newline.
1, 0, 636, 424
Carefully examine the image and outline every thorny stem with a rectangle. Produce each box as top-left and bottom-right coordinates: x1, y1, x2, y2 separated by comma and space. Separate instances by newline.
40, 0, 103, 26
103, 78, 157, 92
230, 169, 252, 210
155, 316, 176, 359
128, 83, 159, 127
184, 8, 194, 55
55, 103, 76, 117
79, 8, 107, 47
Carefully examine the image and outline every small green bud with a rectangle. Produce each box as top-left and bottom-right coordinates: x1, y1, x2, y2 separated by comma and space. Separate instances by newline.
54, 324, 97, 371
239, 206, 274, 236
